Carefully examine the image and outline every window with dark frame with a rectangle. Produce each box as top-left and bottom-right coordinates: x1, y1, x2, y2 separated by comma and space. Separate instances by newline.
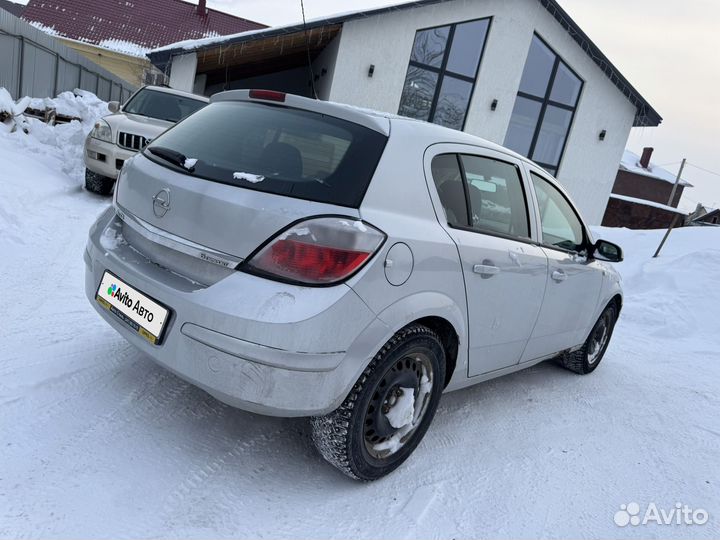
398, 18, 491, 131
504, 34, 583, 177
431, 153, 530, 239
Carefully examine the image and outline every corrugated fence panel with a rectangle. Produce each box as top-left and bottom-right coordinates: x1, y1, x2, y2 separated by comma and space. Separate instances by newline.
80, 68, 98, 94
21, 41, 56, 99
97, 76, 111, 101
57, 58, 80, 93
110, 82, 121, 102
0, 8, 136, 101
0, 32, 21, 93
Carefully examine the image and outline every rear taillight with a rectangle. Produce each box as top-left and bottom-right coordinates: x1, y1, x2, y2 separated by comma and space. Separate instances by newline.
243, 217, 386, 285
249, 89, 286, 102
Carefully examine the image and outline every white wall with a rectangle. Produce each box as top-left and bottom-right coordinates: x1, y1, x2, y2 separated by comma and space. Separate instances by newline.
169, 52, 198, 93
311, 34, 341, 100
329, 0, 637, 224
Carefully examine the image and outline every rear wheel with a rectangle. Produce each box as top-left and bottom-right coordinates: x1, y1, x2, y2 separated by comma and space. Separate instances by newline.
557, 303, 618, 375
84, 168, 115, 196
311, 324, 445, 481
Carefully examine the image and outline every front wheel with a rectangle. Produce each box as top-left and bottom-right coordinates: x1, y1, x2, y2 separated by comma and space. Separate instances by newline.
557, 303, 618, 375
311, 324, 446, 481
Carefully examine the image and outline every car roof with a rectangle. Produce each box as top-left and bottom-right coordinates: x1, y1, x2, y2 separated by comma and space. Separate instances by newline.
143, 85, 210, 102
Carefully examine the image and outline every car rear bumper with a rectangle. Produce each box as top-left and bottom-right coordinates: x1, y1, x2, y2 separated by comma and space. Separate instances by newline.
84, 207, 388, 417
84, 136, 137, 179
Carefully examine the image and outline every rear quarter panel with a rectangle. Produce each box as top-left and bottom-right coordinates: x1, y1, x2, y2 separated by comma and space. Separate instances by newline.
347, 121, 470, 390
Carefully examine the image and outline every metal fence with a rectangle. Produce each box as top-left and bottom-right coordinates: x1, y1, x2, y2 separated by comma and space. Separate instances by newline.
0, 9, 136, 103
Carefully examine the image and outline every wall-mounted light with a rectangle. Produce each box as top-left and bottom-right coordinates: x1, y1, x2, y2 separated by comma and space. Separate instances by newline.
599, 129, 607, 141
490, 99, 498, 111
368, 64, 375, 78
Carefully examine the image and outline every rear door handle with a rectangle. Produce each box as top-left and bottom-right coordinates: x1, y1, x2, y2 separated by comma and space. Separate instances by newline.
551, 269, 567, 282
473, 264, 500, 278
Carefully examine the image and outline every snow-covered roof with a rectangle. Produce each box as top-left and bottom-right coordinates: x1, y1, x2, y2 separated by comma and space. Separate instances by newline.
20, 0, 265, 58
620, 149, 693, 187
609, 194, 688, 215
147, 0, 662, 128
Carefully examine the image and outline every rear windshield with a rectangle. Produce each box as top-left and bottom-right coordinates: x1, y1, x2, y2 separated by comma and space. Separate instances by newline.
144, 101, 388, 208
124, 88, 207, 123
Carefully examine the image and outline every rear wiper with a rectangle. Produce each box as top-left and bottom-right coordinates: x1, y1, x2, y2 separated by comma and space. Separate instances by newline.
147, 146, 187, 169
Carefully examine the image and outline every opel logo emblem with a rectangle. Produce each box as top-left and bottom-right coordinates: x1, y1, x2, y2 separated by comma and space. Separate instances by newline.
152, 188, 170, 218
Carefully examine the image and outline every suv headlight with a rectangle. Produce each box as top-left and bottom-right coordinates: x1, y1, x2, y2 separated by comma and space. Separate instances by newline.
90, 119, 112, 143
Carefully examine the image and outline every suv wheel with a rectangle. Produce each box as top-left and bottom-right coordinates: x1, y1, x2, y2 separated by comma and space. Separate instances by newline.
557, 303, 618, 375
85, 169, 115, 196
311, 324, 445, 481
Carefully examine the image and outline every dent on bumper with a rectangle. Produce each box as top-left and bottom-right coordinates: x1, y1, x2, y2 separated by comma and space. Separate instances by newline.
84, 207, 383, 417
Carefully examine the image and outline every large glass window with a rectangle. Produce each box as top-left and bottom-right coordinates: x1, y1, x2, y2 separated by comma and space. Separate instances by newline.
431, 154, 530, 239
504, 35, 583, 176
530, 172, 584, 251
399, 18, 491, 131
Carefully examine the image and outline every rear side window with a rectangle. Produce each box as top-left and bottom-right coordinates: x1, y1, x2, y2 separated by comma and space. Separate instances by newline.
460, 155, 530, 238
145, 101, 388, 208
431, 154, 469, 227
530, 172, 584, 251
431, 153, 530, 238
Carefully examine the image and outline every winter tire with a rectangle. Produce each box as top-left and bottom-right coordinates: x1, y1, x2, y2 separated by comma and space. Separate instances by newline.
311, 324, 446, 481
557, 303, 618, 375
84, 168, 115, 196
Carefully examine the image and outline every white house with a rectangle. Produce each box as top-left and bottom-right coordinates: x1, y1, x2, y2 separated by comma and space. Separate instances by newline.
147, 0, 661, 225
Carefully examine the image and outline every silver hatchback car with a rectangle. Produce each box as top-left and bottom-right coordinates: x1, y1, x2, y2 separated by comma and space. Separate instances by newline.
85, 89, 624, 480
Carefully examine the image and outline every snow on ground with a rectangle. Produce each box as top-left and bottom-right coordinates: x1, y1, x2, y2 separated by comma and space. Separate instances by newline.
0, 120, 719, 538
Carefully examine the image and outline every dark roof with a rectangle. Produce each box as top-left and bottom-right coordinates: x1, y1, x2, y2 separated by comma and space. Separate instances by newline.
0, 0, 25, 17
148, 0, 661, 127
21, 0, 265, 55
692, 208, 720, 223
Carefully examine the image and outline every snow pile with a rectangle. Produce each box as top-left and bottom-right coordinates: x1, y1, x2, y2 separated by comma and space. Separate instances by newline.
28, 89, 108, 122
592, 225, 720, 342
0, 88, 109, 185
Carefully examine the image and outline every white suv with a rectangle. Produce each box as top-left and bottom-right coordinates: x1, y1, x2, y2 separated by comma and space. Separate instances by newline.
84, 86, 208, 195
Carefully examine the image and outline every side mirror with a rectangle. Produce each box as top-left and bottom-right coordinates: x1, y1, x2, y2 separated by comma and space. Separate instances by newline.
593, 239, 623, 262
108, 101, 120, 113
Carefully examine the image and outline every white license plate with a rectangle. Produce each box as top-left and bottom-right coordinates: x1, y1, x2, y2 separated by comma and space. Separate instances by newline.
96, 271, 169, 344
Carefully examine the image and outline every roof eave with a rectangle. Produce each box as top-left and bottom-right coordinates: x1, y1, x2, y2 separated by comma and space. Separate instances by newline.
148, 0, 661, 125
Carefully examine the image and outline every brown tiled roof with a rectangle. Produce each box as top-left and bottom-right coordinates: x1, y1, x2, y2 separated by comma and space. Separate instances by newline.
21, 0, 265, 54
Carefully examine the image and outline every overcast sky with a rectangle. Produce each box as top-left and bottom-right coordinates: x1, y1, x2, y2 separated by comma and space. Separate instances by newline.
17, 0, 720, 210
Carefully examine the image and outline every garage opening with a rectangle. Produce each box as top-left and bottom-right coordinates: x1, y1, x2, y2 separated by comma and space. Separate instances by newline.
195, 25, 342, 100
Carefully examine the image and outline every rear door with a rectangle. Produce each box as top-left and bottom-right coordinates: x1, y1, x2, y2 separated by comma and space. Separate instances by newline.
520, 168, 604, 361
426, 146, 548, 376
